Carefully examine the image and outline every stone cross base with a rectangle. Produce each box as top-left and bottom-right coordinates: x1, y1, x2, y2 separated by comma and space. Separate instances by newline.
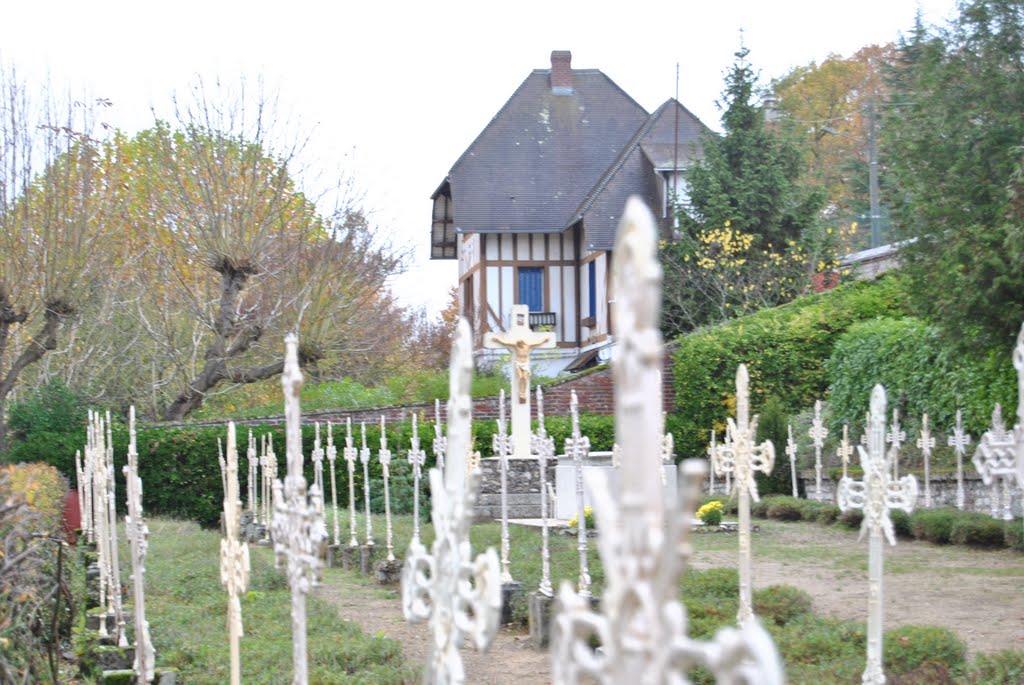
100, 667, 178, 684
239, 511, 266, 543
375, 558, 404, 585
93, 644, 136, 671
501, 581, 523, 626
337, 545, 361, 570
359, 544, 381, 575
325, 544, 343, 568
528, 591, 554, 649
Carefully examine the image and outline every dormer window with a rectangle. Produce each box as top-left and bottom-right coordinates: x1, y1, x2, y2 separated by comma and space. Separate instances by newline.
660, 169, 689, 220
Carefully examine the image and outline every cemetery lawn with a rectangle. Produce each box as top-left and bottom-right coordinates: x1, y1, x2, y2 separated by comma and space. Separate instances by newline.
310, 511, 1023, 684
141, 518, 418, 684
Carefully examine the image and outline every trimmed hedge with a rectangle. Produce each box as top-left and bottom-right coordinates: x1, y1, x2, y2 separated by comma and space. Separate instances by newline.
826, 317, 1017, 436
671, 276, 906, 460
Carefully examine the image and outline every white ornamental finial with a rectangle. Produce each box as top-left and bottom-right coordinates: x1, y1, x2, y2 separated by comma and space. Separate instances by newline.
531, 385, 556, 597
401, 318, 501, 685
838, 385, 918, 685
917, 414, 936, 507
948, 409, 971, 510
566, 390, 592, 597
552, 197, 784, 685
493, 389, 514, 583
343, 418, 358, 547
221, 422, 250, 685
712, 364, 776, 626
407, 412, 427, 547
124, 406, 155, 683
808, 399, 828, 500
270, 333, 328, 685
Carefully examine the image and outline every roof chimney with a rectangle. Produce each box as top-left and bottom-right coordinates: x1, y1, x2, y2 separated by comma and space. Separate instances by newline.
550, 50, 573, 95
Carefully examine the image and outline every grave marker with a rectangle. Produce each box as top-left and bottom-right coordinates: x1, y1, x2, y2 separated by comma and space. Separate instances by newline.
917, 414, 936, 507
221, 422, 250, 685
948, 409, 972, 510
492, 389, 514, 583
407, 413, 427, 548
379, 416, 395, 562
809, 399, 828, 500
837, 385, 918, 685
565, 390, 592, 598
786, 424, 798, 496
124, 406, 155, 684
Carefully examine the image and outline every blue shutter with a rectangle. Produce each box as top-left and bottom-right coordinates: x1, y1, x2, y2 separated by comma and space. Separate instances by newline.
588, 261, 597, 317
518, 267, 544, 312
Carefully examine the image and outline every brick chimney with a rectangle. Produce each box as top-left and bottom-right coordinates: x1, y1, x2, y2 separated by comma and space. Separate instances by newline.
550, 50, 573, 94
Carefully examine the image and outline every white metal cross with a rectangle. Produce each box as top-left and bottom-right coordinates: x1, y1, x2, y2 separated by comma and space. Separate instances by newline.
270, 334, 328, 685
551, 197, 783, 685
326, 422, 340, 547
360, 422, 374, 546
312, 423, 325, 517
401, 318, 501, 685
786, 423, 798, 496
343, 418, 359, 547
565, 390, 592, 598
917, 413, 936, 507
492, 389, 514, 583
433, 398, 447, 474
887, 408, 907, 479
221, 422, 250, 685
837, 384, 918, 685
531, 386, 556, 598
948, 409, 972, 510
707, 429, 718, 494
379, 416, 395, 562
123, 406, 155, 684
973, 404, 1017, 520
407, 412, 427, 547
808, 399, 828, 500
712, 364, 776, 626
837, 424, 853, 481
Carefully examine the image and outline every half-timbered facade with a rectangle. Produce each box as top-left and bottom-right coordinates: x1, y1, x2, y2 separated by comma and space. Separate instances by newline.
431, 50, 709, 375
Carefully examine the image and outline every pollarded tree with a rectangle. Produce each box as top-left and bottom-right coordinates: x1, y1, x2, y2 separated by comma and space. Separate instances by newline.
0, 68, 118, 450
882, 0, 1024, 349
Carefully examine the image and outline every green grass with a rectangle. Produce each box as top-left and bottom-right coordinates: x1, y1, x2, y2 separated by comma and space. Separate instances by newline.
139, 518, 417, 684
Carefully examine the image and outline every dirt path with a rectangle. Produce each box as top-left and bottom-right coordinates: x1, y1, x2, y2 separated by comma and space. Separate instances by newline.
317, 575, 550, 684
313, 521, 1023, 683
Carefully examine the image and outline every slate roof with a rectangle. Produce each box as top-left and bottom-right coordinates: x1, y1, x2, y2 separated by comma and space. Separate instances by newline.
433, 57, 710, 251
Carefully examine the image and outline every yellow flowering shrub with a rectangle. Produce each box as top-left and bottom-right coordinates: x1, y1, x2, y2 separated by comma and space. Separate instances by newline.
568, 505, 595, 530
697, 500, 724, 526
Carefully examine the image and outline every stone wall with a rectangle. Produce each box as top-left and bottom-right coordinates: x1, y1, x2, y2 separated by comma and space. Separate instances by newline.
475, 456, 558, 520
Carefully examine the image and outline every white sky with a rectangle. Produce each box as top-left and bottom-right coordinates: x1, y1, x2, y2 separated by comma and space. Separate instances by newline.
1, 0, 958, 316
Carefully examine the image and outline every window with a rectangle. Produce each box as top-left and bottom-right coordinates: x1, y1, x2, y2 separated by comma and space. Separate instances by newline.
517, 267, 544, 312
662, 170, 689, 220
588, 261, 596, 317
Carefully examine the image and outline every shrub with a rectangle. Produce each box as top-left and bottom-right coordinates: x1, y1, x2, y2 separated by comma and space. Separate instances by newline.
883, 625, 966, 676
960, 649, 1024, 684
838, 508, 864, 529
890, 509, 913, 539
1004, 520, 1024, 551
698, 495, 737, 516
696, 500, 723, 526
752, 585, 813, 626
949, 513, 1006, 548
910, 508, 959, 544
767, 498, 802, 521
682, 568, 739, 600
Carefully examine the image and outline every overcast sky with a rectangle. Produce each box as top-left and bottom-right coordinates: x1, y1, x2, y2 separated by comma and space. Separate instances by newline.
1, 0, 959, 316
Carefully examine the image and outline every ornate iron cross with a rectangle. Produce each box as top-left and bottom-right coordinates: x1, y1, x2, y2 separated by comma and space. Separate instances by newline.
433, 398, 447, 474
401, 318, 501, 685
221, 422, 250, 685
786, 423, 798, 496
917, 413, 936, 507
837, 424, 853, 481
887, 408, 906, 479
407, 412, 427, 547
973, 404, 1018, 520
379, 416, 395, 562
312, 423, 325, 517
948, 409, 971, 510
531, 386, 556, 597
359, 422, 374, 546
838, 385, 917, 685
247, 429, 257, 515
326, 422, 340, 547
343, 418, 359, 547
270, 334, 328, 685
565, 390, 592, 598
123, 406, 155, 683
713, 364, 775, 626
551, 197, 784, 685
492, 389, 514, 583
808, 399, 828, 500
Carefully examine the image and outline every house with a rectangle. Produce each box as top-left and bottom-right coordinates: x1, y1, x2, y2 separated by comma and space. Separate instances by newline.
430, 50, 710, 375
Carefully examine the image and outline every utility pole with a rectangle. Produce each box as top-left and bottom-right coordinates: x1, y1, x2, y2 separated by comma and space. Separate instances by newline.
866, 101, 882, 248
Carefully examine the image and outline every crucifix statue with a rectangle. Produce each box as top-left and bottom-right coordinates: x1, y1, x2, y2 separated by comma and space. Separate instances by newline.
484, 304, 555, 459
401, 318, 501, 685
551, 197, 783, 684
837, 384, 918, 685
712, 363, 775, 626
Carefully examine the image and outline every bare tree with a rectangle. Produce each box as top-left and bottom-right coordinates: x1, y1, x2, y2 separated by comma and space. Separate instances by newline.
0, 67, 114, 449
